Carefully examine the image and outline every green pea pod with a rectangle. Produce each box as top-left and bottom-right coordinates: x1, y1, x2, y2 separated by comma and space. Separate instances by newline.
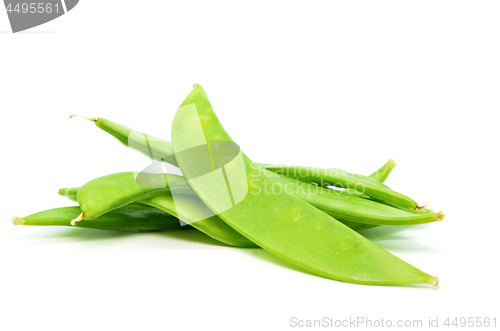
73, 172, 191, 224
13, 205, 183, 232
61, 183, 378, 237
313, 159, 396, 199
70, 167, 441, 230
70, 114, 398, 196
70, 115, 178, 166
263, 170, 444, 225
261, 164, 418, 210
58, 185, 257, 246
140, 193, 257, 247
171, 84, 438, 286
72, 172, 257, 247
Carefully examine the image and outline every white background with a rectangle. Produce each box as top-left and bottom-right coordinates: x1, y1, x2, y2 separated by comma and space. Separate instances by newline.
1, 1, 499, 330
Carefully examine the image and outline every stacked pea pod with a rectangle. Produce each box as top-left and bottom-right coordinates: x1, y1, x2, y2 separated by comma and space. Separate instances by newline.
14, 84, 444, 287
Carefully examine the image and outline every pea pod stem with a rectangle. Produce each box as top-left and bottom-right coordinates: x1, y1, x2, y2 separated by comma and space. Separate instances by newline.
70, 212, 83, 226
72, 115, 426, 211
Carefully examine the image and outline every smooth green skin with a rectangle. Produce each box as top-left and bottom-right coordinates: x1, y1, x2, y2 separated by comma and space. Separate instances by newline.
96, 118, 178, 166
68, 168, 437, 228
263, 170, 444, 225
73, 175, 257, 247
171, 84, 438, 286
13, 205, 183, 232
262, 165, 417, 211
77, 172, 191, 219
69, 161, 436, 246
69, 125, 436, 245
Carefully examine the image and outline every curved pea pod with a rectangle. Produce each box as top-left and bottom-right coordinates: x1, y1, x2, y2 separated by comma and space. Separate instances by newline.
261, 164, 418, 210
73, 172, 191, 224
70, 115, 177, 166
171, 84, 438, 286
338, 158, 396, 198
262, 170, 444, 225
13, 205, 183, 232
72, 174, 257, 247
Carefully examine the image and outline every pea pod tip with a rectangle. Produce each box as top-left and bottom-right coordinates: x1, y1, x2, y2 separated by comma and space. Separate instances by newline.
69, 114, 96, 122
12, 216, 23, 225
437, 212, 445, 221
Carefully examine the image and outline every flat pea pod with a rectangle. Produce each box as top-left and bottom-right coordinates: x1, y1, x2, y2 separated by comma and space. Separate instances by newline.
171, 84, 438, 286
73, 173, 258, 247
261, 164, 418, 210
73, 172, 191, 224
13, 205, 184, 232
263, 170, 444, 225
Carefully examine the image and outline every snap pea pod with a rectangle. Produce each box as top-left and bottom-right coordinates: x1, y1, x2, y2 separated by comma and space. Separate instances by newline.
171, 84, 438, 286
263, 170, 444, 225
72, 172, 192, 225
261, 165, 418, 210
369, 159, 397, 182
319, 159, 396, 199
139, 193, 259, 247
66, 173, 375, 246
13, 205, 183, 232
72, 172, 257, 247
71, 114, 430, 214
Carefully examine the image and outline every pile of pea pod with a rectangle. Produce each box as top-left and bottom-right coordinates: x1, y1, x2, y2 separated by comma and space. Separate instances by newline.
14, 84, 444, 287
